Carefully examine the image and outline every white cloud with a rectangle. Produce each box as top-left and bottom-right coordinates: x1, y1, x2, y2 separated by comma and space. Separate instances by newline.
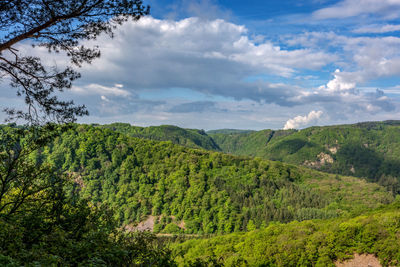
283, 110, 323, 130
291, 69, 395, 116
72, 83, 131, 97
54, 17, 400, 126
78, 16, 334, 103
313, 0, 400, 19
101, 95, 110, 102
318, 69, 357, 94
353, 24, 400, 33
286, 31, 400, 83
5, 14, 399, 129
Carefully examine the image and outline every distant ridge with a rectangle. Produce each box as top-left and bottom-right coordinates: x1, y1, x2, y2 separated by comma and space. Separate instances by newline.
99, 122, 221, 151
206, 129, 254, 135
209, 120, 400, 194
94, 121, 400, 194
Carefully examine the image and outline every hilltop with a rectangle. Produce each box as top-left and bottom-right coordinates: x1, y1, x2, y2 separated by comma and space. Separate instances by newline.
209, 120, 400, 193
99, 120, 400, 194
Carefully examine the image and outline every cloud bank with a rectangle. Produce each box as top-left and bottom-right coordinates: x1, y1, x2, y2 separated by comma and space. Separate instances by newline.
4, 8, 399, 130
79, 16, 334, 104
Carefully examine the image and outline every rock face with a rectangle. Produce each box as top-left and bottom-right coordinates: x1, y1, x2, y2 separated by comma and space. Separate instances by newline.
304, 152, 334, 168
335, 254, 382, 267
126, 216, 155, 232
125, 215, 186, 232
350, 166, 356, 174
328, 146, 338, 154
318, 152, 334, 164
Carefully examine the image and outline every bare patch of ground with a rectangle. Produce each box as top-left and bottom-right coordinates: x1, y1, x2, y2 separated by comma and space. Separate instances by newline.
67, 172, 85, 189
350, 165, 355, 174
335, 254, 381, 267
125, 215, 187, 232
318, 152, 334, 164
304, 152, 334, 168
178, 220, 186, 230
328, 146, 338, 154
125, 215, 155, 232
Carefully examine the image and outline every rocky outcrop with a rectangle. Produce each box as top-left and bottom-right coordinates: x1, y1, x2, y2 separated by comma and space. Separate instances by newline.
304, 152, 334, 168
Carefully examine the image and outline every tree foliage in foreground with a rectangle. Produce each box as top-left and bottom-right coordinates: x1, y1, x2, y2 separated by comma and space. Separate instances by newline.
0, 125, 174, 266
0, 0, 148, 124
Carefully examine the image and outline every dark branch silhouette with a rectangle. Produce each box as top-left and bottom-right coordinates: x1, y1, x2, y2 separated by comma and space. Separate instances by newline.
0, 0, 149, 124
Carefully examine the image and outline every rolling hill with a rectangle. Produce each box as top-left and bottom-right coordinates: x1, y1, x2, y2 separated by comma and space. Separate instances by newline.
35, 124, 393, 234
208, 121, 400, 194
99, 123, 221, 151
97, 121, 400, 194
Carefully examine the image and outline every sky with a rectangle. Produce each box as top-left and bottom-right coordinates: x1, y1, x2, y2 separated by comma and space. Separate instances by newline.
3, 0, 400, 130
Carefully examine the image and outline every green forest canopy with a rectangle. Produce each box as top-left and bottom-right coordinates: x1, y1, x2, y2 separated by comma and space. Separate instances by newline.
34, 124, 393, 234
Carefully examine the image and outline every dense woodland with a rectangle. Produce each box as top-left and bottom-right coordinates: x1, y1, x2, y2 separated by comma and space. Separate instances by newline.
100, 123, 220, 151
0, 125, 174, 266
208, 121, 400, 193
99, 121, 400, 194
173, 202, 400, 266
2, 121, 400, 266
36, 124, 392, 234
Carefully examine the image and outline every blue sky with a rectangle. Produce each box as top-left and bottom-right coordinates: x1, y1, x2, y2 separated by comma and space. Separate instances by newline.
3, 0, 400, 130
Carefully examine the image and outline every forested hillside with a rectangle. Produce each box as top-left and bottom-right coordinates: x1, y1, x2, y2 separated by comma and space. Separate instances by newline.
173, 202, 400, 266
2, 123, 400, 265
98, 121, 400, 194
35, 124, 393, 234
99, 123, 220, 151
209, 121, 400, 193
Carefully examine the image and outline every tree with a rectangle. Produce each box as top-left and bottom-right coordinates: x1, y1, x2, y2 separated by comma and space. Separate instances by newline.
0, 0, 149, 124
0, 125, 65, 216
0, 3, 177, 265
0, 0, 150, 221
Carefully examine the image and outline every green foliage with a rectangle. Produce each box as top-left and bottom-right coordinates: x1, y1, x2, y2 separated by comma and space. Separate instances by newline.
94, 121, 400, 195
100, 123, 221, 151
0, 125, 174, 266
3, 122, 399, 265
164, 223, 183, 234
35, 124, 393, 234
172, 203, 400, 266
209, 121, 400, 192
0, 199, 175, 266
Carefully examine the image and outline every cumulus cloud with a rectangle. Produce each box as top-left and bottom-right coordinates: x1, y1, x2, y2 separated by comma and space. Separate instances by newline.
67, 83, 165, 116
101, 95, 110, 102
286, 31, 400, 83
283, 110, 323, 130
290, 69, 395, 116
6, 13, 399, 129
318, 69, 357, 94
313, 0, 400, 20
78, 16, 334, 104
